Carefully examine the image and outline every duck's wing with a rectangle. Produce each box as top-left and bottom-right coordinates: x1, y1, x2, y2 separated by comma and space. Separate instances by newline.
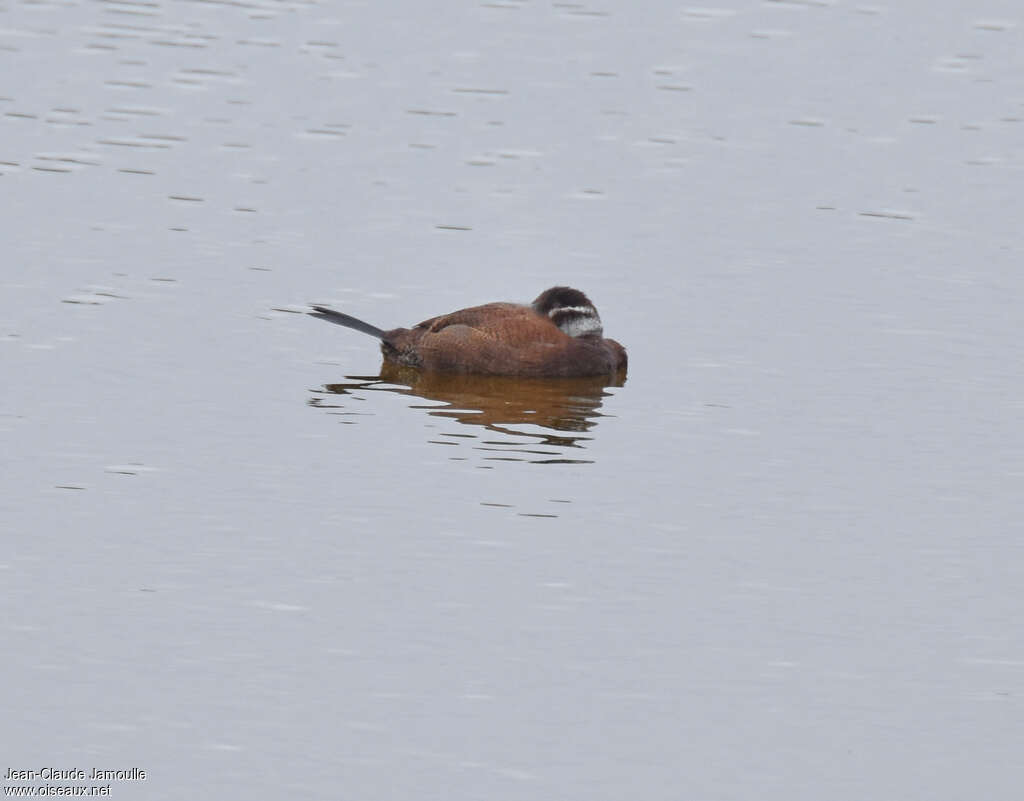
416, 302, 562, 343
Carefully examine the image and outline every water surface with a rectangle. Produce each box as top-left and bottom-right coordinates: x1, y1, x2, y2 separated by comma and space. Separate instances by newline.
3, 1, 1023, 799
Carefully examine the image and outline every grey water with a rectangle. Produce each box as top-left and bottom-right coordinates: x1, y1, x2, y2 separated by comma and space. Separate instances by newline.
3, 0, 1023, 798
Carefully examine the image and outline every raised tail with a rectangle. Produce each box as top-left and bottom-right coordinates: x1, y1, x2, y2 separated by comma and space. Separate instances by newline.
309, 305, 386, 339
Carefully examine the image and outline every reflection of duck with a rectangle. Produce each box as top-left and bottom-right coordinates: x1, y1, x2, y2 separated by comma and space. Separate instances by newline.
310, 286, 627, 378
311, 363, 625, 463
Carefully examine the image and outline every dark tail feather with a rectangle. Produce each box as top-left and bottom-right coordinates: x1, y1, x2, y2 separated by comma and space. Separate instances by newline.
309, 306, 386, 339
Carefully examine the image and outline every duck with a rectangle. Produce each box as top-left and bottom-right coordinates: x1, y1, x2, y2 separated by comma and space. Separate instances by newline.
310, 286, 627, 377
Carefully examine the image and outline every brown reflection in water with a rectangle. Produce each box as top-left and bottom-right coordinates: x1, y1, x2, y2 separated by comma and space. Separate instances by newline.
309, 363, 626, 465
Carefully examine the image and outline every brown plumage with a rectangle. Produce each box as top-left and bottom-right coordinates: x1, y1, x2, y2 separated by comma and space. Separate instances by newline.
310, 287, 627, 378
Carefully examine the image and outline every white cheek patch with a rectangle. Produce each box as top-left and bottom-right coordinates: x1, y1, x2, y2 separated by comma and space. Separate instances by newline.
549, 305, 592, 317
551, 307, 603, 338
